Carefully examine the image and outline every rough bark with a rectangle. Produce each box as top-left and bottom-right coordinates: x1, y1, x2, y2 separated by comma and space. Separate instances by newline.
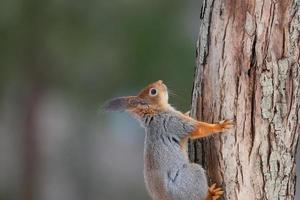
189, 0, 300, 199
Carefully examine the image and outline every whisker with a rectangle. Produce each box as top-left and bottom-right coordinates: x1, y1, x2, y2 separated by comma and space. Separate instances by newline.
167, 87, 189, 105
165, 82, 192, 105
166, 84, 178, 96
167, 88, 177, 97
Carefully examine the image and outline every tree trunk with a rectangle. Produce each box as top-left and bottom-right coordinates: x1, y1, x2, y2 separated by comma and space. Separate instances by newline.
189, 0, 300, 199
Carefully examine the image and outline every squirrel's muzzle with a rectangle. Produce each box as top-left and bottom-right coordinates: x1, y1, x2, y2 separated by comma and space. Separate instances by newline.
103, 96, 149, 112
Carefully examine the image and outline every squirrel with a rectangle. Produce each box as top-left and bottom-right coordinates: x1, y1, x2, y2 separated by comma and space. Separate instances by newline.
104, 80, 234, 200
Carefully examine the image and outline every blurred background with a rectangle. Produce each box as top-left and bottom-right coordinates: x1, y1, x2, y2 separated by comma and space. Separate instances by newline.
0, 0, 202, 199
1, 0, 300, 200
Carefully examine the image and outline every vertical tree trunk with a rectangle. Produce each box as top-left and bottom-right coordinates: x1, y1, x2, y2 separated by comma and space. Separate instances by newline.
189, 0, 300, 199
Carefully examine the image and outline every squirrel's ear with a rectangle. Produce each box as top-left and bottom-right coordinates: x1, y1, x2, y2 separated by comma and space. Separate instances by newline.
103, 96, 148, 112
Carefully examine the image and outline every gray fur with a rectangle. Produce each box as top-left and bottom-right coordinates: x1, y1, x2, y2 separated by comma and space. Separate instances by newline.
141, 112, 208, 200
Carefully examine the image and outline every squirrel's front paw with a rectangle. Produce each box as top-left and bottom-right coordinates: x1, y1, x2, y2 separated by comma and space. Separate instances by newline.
207, 183, 224, 200
218, 119, 234, 131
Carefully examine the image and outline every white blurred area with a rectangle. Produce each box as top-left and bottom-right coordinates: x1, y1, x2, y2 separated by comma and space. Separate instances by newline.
0, 90, 149, 200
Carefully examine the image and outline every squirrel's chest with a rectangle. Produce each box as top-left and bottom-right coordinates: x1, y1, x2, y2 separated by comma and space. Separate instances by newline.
143, 122, 188, 171
143, 132, 187, 200
141, 114, 192, 199
143, 132, 186, 169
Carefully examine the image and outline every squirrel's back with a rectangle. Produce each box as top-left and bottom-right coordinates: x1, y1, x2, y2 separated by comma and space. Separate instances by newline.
142, 112, 208, 200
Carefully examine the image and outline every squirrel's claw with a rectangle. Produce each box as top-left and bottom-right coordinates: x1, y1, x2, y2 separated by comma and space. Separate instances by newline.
207, 183, 224, 200
218, 119, 234, 130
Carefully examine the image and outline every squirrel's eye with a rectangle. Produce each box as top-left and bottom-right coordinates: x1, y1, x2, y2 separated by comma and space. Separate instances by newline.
149, 88, 157, 96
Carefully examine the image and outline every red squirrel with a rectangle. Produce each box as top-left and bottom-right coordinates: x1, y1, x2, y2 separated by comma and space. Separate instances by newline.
105, 80, 234, 200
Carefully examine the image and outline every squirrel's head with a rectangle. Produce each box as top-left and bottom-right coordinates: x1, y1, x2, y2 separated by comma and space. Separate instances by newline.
104, 80, 171, 113
137, 80, 169, 108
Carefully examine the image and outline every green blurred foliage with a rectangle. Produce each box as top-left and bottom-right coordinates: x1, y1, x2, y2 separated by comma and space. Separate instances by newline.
0, 0, 195, 109
0, 0, 199, 199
